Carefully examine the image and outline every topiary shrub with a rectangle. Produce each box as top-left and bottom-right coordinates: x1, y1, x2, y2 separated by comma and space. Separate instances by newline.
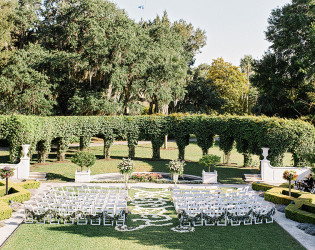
198, 154, 221, 172
71, 151, 96, 172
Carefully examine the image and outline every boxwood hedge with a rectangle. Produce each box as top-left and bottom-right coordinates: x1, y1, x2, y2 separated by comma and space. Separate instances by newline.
0, 180, 40, 221
0, 114, 314, 167
264, 187, 315, 224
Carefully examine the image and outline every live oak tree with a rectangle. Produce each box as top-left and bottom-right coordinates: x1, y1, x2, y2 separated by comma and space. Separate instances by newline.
252, 0, 315, 121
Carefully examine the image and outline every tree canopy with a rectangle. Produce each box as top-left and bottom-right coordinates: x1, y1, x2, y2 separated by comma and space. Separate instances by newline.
252, 0, 315, 121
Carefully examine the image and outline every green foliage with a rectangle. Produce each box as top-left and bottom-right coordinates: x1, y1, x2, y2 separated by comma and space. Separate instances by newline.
0, 114, 314, 168
19, 180, 40, 189
251, 182, 274, 191
0, 201, 12, 221
263, 186, 315, 224
71, 151, 96, 171
252, 0, 315, 120
207, 58, 248, 114
199, 154, 220, 172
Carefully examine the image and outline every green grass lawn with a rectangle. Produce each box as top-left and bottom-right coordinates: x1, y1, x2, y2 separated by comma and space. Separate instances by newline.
0, 141, 293, 184
2, 188, 304, 250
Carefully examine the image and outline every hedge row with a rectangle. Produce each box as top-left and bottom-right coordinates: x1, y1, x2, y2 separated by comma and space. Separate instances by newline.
0, 114, 314, 167
0, 180, 40, 221
264, 187, 315, 224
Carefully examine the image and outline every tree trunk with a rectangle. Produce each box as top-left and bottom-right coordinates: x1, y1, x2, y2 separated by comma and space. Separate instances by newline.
289, 180, 292, 196
224, 152, 231, 164
103, 145, 111, 159
178, 147, 185, 160
152, 143, 161, 160
128, 145, 135, 159
202, 148, 208, 155
6, 178, 8, 195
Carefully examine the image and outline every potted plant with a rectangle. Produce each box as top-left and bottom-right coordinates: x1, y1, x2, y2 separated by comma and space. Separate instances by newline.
198, 154, 221, 172
283, 170, 298, 196
118, 158, 135, 187
0, 167, 15, 195
167, 160, 185, 185
71, 151, 96, 183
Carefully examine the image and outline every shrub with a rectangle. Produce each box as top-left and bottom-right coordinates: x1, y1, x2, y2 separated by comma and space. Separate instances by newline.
19, 180, 40, 189
251, 182, 274, 191
71, 151, 96, 172
198, 154, 221, 172
0, 115, 314, 167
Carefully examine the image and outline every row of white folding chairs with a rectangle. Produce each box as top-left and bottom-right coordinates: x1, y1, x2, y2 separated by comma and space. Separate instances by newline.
173, 196, 258, 208
181, 205, 274, 227
42, 193, 127, 203
173, 193, 255, 202
174, 201, 261, 212
24, 206, 126, 226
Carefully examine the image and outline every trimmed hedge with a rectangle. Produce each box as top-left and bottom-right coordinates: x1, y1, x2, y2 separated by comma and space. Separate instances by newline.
251, 182, 275, 191
0, 115, 314, 166
19, 180, 41, 190
286, 201, 315, 224
0, 180, 40, 221
264, 186, 315, 224
0, 201, 12, 221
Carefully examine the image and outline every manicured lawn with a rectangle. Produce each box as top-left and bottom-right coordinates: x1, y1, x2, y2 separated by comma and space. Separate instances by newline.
2, 188, 304, 250
0, 141, 293, 184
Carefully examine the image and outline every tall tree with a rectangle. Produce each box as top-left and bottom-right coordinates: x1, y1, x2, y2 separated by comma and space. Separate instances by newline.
0, 44, 55, 115
252, 0, 315, 120
0, 0, 16, 66
207, 58, 248, 114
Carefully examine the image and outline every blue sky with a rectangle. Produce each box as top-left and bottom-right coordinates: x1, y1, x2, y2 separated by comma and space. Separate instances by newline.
112, 0, 291, 67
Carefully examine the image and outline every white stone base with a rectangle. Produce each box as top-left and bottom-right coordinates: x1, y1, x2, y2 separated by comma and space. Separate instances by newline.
75, 169, 91, 183
202, 170, 218, 184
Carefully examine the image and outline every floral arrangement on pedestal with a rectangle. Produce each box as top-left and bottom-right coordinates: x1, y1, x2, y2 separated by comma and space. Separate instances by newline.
167, 160, 185, 184
0, 167, 15, 195
118, 158, 135, 186
283, 170, 298, 196
130, 173, 162, 182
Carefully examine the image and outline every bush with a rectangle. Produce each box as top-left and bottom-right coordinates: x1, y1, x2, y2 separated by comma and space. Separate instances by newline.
19, 180, 40, 189
263, 186, 315, 224
130, 173, 163, 182
0, 115, 314, 167
71, 151, 96, 171
0, 180, 40, 221
198, 154, 221, 172
251, 182, 274, 191
0, 201, 12, 221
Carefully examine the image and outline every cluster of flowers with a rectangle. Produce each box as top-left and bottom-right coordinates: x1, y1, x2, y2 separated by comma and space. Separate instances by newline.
117, 158, 135, 174
130, 173, 163, 182
0, 167, 15, 179
283, 170, 298, 181
167, 160, 185, 175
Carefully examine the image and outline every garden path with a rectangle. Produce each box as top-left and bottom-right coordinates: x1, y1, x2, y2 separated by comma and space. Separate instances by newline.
115, 188, 174, 231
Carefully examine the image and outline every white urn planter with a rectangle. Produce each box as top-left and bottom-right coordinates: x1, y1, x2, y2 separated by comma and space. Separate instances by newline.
202, 170, 218, 184
173, 173, 179, 185
75, 169, 91, 183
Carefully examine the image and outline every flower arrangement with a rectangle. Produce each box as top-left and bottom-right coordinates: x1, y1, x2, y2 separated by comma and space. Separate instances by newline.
0, 167, 15, 195
130, 173, 162, 182
0, 167, 14, 179
118, 158, 135, 175
167, 160, 185, 176
283, 170, 298, 181
283, 170, 298, 197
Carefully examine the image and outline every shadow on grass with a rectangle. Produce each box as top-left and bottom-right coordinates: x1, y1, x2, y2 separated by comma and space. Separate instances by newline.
43, 222, 304, 250
46, 173, 73, 182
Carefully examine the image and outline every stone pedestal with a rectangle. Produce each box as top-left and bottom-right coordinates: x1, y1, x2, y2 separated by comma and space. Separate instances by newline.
75, 169, 91, 183
202, 170, 218, 184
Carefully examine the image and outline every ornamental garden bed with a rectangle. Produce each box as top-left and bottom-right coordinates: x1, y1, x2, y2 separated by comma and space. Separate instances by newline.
255, 184, 315, 224
0, 180, 40, 221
